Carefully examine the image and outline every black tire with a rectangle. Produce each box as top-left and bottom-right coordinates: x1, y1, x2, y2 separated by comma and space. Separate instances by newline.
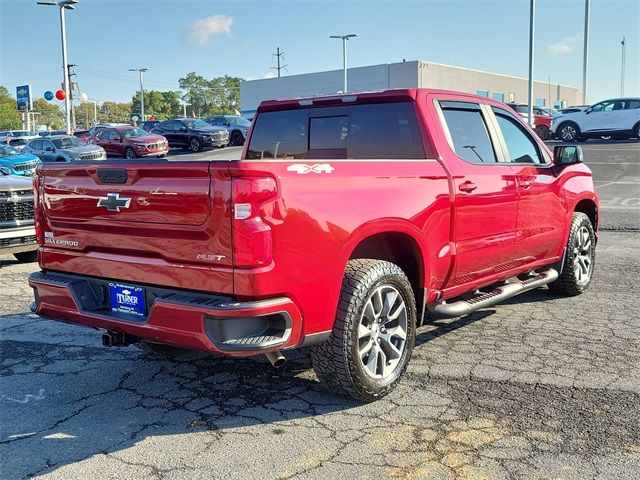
13, 250, 37, 263
124, 147, 137, 159
633, 123, 640, 140
558, 122, 580, 142
548, 212, 596, 296
310, 259, 416, 402
189, 137, 202, 152
135, 342, 187, 357
230, 130, 244, 146
535, 125, 550, 140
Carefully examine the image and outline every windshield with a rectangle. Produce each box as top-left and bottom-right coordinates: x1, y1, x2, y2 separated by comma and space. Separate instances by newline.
0, 145, 20, 157
184, 119, 211, 129
227, 117, 250, 126
52, 136, 85, 148
121, 128, 149, 138
12, 131, 34, 137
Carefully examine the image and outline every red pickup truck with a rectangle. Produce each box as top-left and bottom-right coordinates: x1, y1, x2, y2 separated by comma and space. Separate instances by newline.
29, 89, 598, 401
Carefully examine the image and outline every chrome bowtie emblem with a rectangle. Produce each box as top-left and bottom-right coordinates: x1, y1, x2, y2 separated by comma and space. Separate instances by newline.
97, 193, 131, 212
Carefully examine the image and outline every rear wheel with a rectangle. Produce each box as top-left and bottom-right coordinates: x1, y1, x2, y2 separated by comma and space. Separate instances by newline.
559, 122, 580, 142
310, 259, 416, 402
189, 137, 202, 152
548, 212, 596, 296
230, 130, 244, 146
535, 125, 550, 140
633, 123, 640, 140
124, 147, 137, 159
13, 251, 37, 263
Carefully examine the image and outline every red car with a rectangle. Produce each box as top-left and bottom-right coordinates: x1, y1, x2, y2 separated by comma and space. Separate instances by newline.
506, 103, 554, 139
29, 89, 598, 401
91, 126, 169, 158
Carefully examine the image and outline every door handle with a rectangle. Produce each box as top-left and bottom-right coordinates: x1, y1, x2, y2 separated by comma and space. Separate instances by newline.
458, 181, 477, 193
520, 180, 533, 189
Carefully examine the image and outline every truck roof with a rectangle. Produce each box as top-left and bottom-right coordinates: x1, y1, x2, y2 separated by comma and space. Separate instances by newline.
256, 88, 486, 112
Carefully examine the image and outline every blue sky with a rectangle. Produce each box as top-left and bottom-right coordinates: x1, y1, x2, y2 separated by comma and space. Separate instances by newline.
1, 0, 638, 105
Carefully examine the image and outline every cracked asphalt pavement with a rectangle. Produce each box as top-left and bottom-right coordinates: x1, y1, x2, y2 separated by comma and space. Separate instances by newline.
1, 142, 639, 479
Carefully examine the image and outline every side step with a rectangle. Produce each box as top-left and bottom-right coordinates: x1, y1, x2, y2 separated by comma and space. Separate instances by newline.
427, 268, 558, 319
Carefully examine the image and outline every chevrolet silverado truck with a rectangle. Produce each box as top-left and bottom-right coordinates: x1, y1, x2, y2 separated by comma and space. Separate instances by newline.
28, 89, 599, 401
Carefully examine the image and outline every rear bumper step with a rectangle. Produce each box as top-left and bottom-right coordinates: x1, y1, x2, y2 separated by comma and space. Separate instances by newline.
28, 271, 303, 356
427, 268, 558, 319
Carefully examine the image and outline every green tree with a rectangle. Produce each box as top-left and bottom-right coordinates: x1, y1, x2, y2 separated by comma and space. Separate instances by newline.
32, 98, 64, 130
76, 102, 98, 128
131, 90, 183, 120
208, 76, 242, 115
99, 101, 132, 123
179, 72, 213, 116
0, 86, 22, 129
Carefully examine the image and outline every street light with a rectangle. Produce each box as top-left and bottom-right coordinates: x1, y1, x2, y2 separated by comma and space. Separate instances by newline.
129, 68, 148, 121
330, 34, 357, 93
37, 0, 79, 134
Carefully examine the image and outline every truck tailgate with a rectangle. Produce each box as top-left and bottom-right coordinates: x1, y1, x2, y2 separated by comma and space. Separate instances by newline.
37, 161, 234, 294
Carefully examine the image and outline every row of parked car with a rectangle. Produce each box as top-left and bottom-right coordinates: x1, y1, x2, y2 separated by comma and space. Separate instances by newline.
505, 97, 640, 142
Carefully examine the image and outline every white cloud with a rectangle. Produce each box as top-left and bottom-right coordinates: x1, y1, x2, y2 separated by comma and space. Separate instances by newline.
244, 71, 278, 81
547, 35, 580, 55
183, 15, 233, 46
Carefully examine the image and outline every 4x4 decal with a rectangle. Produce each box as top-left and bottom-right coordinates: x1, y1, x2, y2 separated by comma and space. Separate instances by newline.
286, 164, 335, 174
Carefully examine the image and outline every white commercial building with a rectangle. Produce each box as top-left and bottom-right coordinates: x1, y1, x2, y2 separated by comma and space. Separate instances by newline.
240, 60, 582, 118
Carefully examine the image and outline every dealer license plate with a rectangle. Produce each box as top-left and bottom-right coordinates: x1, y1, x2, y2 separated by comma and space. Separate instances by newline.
109, 283, 146, 317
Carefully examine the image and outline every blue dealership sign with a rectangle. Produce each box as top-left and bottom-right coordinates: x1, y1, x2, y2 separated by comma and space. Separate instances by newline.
16, 85, 32, 111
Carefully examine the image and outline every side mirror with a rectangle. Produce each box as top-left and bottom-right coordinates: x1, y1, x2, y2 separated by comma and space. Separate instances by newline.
554, 145, 583, 166
45, 147, 54, 152
223, 122, 231, 127
585, 107, 592, 114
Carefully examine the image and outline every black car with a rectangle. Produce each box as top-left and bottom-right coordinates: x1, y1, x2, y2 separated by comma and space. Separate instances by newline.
151, 119, 229, 152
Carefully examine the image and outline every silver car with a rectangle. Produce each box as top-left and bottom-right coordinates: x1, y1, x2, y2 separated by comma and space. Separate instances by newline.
0, 167, 37, 262
23, 135, 106, 162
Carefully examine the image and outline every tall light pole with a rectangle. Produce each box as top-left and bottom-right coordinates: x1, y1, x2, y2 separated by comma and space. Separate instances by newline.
37, 0, 79, 135
582, 0, 590, 104
527, 0, 535, 126
330, 34, 357, 93
88, 100, 98, 125
129, 68, 148, 121
620, 36, 626, 96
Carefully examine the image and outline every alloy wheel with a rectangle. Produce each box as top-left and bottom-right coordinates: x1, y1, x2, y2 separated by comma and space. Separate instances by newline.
573, 226, 593, 285
358, 285, 408, 379
560, 124, 578, 142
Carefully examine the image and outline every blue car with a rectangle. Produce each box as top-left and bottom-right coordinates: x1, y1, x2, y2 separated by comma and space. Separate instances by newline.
0, 145, 39, 176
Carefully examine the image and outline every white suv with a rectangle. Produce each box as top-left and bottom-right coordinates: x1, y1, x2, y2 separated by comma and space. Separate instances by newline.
551, 97, 640, 142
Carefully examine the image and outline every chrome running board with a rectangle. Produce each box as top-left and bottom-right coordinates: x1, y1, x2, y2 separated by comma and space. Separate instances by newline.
427, 268, 558, 319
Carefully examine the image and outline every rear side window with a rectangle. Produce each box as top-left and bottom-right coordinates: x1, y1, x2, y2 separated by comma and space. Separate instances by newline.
246, 102, 426, 160
440, 106, 497, 164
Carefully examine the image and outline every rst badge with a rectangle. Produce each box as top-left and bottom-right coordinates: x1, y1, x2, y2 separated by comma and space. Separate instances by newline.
97, 193, 131, 212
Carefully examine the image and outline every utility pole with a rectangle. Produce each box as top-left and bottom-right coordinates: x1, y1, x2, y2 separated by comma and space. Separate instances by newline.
527, 0, 535, 126
271, 47, 287, 78
582, 0, 590, 104
67, 63, 77, 130
621, 36, 626, 95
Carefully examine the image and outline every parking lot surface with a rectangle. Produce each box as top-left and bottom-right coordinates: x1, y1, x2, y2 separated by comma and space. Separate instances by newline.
1, 141, 638, 479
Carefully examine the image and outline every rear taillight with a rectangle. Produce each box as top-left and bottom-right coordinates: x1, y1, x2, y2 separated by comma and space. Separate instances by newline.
232, 176, 278, 268
33, 175, 43, 245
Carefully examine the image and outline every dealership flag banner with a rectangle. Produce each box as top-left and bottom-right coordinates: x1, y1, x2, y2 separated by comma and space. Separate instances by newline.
16, 85, 32, 111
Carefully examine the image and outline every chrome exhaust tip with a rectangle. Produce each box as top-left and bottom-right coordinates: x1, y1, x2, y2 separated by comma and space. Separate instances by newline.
265, 351, 286, 368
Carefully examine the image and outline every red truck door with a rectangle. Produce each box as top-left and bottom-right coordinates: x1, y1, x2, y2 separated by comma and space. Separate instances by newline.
490, 107, 566, 264
435, 100, 519, 286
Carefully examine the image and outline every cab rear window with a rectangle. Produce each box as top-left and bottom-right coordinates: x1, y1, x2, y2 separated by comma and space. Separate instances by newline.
246, 102, 427, 160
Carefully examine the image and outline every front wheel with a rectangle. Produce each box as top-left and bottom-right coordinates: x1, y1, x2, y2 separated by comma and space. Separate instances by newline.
230, 131, 244, 146
310, 259, 416, 402
124, 147, 137, 159
548, 212, 596, 296
559, 122, 580, 142
189, 137, 202, 152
